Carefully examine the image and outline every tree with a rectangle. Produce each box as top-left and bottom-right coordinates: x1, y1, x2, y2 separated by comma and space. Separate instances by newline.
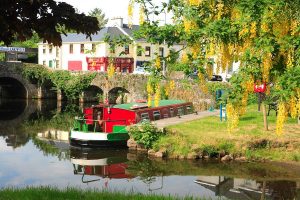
88, 8, 109, 29
130, 0, 300, 134
0, 0, 99, 46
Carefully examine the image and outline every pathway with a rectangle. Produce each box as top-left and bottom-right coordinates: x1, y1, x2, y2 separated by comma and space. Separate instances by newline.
153, 110, 219, 129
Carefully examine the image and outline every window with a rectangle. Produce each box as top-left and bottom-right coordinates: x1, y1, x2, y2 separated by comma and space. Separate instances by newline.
228, 64, 233, 73
56, 47, 59, 57
124, 45, 129, 54
80, 44, 85, 54
137, 45, 142, 56
153, 111, 161, 120
69, 44, 73, 54
141, 113, 150, 121
170, 108, 174, 117
56, 60, 59, 69
145, 46, 151, 57
49, 60, 53, 68
49, 45, 53, 54
110, 45, 115, 54
186, 105, 192, 114
162, 108, 169, 118
159, 47, 164, 57
42, 60, 46, 65
42, 46, 46, 54
178, 107, 184, 116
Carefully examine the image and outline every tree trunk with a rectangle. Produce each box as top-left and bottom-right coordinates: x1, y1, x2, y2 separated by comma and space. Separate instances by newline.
298, 115, 300, 125
262, 104, 268, 131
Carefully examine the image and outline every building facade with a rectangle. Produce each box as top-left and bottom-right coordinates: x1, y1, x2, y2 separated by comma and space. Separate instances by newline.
38, 18, 183, 72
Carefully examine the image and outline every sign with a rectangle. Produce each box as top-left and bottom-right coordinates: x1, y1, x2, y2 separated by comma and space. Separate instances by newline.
0, 46, 26, 53
254, 82, 266, 93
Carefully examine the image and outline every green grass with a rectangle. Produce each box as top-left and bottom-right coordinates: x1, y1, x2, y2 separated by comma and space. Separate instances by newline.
156, 104, 300, 161
0, 187, 206, 200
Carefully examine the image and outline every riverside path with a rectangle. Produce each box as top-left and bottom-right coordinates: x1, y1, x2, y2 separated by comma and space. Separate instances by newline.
153, 110, 219, 129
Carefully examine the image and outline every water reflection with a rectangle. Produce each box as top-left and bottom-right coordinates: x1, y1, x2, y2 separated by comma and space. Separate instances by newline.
195, 177, 300, 200
0, 100, 300, 200
70, 148, 132, 184
0, 99, 27, 120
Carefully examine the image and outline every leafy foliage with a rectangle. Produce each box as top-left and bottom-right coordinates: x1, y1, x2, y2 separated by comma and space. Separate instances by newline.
22, 63, 51, 86
132, 0, 300, 108
88, 8, 108, 29
50, 71, 97, 100
128, 121, 164, 149
21, 64, 96, 100
0, 0, 99, 45
273, 67, 300, 102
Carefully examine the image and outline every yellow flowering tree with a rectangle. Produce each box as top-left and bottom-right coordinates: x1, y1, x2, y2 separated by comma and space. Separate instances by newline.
131, 0, 300, 134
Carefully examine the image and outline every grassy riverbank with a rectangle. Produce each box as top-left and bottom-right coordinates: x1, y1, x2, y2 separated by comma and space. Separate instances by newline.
0, 187, 204, 200
154, 104, 300, 162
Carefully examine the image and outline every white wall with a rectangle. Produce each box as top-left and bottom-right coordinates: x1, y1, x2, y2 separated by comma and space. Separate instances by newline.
38, 43, 56, 68
60, 42, 107, 71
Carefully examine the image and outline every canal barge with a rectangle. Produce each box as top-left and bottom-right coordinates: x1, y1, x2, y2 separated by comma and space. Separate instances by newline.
70, 99, 193, 147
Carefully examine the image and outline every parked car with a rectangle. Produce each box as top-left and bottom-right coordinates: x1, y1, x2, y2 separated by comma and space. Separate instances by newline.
132, 66, 150, 75
187, 73, 223, 82
210, 75, 223, 82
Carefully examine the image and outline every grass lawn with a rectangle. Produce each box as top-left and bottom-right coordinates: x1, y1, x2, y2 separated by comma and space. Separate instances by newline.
0, 187, 204, 200
154, 104, 300, 162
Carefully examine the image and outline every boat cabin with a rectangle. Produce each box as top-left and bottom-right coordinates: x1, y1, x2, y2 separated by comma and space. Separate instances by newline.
79, 100, 193, 134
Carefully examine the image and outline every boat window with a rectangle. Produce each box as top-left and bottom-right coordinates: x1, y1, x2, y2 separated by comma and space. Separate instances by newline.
141, 113, 150, 121
178, 107, 184, 116
162, 108, 169, 118
153, 111, 161, 120
170, 108, 174, 117
186, 106, 192, 114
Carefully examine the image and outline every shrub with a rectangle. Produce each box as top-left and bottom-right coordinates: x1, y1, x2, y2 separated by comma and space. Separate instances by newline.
128, 121, 164, 149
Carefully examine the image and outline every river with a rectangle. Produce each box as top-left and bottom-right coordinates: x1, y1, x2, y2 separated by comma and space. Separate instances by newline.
0, 99, 299, 200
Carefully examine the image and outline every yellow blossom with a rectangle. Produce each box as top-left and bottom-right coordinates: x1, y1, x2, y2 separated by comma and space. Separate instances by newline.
155, 57, 161, 69
128, 0, 134, 29
139, 5, 145, 25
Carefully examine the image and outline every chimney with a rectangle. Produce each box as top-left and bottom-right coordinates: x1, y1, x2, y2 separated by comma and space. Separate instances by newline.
109, 17, 123, 27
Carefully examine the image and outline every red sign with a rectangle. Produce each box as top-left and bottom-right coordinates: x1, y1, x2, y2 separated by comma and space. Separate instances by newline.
254, 82, 266, 93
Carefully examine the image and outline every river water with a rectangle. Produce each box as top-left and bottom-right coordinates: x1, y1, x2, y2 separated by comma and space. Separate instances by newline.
0, 100, 300, 200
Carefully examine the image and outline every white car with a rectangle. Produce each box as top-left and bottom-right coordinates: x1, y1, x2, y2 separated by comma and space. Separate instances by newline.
132, 67, 150, 75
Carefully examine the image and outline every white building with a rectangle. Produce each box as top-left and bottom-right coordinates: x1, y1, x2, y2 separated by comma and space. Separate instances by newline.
38, 18, 183, 72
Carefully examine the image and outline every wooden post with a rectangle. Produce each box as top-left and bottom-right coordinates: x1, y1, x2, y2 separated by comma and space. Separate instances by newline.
262, 103, 268, 131
260, 181, 266, 200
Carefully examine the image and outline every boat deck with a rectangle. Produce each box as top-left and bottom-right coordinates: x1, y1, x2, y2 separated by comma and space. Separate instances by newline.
153, 110, 219, 129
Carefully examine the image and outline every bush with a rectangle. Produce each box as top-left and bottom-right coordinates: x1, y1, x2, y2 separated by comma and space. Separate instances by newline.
128, 121, 164, 149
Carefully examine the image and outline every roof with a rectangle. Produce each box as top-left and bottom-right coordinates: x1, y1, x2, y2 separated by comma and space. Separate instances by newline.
113, 99, 187, 111
61, 24, 139, 43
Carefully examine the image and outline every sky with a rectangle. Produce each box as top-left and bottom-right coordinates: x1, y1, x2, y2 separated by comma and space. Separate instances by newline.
56, 0, 172, 25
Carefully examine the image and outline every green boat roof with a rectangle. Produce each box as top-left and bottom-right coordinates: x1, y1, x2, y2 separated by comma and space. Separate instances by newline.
113, 99, 186, 110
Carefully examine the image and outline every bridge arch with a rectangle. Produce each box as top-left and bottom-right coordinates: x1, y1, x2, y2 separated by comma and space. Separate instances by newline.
0, 73, 37, 99
108, 87, 130, 104
81, 85, 103, 103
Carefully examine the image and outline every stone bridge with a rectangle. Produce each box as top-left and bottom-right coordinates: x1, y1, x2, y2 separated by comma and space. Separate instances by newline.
0, 61, 148, 103
0, 61, 213, 111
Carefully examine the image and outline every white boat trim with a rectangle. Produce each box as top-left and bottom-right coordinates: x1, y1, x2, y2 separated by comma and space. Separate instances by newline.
71, 158, 108, 166
70, 130, 108, 141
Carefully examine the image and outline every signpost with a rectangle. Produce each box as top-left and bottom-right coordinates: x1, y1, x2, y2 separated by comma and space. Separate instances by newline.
254, 82, 266, 111
0, 46, 37, 62
254, 81, 268, 130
